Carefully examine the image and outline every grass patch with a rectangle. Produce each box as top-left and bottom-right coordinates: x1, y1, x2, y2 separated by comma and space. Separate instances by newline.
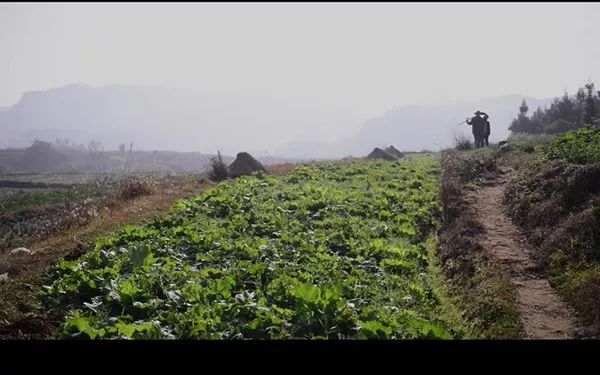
504, 128, 600, 333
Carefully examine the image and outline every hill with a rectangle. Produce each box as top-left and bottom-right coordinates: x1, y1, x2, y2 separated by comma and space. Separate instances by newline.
0, 83, 361, 156
277, 95, 554, 159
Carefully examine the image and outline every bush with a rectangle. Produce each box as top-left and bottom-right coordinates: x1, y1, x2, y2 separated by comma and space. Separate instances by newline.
454, 133, 473, 151
208, 151, 229, 181
119, 176, 155, 199
506, 133, 555, 153
542, 126, 600, 164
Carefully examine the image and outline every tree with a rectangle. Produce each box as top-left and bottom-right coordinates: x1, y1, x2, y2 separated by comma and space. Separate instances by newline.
509, 99, 543, 134
519, 99, 529, 115
531, 106, 545, 127
583, 82, 597, 125
541, 92, 579, 131
509, 81, 600, 135
18, 140, 67, 172
546, 119, 575, 134
556, 92, 579, 125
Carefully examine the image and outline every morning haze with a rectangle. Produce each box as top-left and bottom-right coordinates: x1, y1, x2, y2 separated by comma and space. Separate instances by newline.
4, 2, 600, 342
1, 3, 599, 157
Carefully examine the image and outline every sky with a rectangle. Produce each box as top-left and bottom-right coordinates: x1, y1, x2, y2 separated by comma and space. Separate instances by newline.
1, 2, 600, 117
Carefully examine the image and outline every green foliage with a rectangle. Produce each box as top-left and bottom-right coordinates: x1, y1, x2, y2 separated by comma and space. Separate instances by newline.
506, 133, 555, 153
0, 183, 113, 215
505, 126, 600, 328
44, 158, 458, 339
542, 126, 600, 164
509, 81, 600, 135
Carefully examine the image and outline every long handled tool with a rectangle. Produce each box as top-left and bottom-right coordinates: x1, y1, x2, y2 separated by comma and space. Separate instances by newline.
456, 120, 467, 126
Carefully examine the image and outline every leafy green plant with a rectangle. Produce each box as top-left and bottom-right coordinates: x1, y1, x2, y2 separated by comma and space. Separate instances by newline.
542, 126, 600, 164
45, 157, 457, 339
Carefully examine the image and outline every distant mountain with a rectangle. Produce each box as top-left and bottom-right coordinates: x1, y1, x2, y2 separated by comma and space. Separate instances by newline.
276, 95, 554, 158
0, 83, 360, 155
1, 83, 555, 160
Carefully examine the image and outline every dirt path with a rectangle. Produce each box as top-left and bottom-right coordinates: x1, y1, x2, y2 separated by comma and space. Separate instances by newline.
469, 170, 578, 339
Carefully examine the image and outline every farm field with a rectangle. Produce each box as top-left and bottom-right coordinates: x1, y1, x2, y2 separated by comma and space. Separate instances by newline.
0, 172, 181, 214
44, 156, 461, 339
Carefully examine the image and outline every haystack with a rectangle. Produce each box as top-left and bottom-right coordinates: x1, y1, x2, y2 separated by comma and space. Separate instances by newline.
228, 152, 267, 178
365, 147, 398, 161
384, 145, 404, 159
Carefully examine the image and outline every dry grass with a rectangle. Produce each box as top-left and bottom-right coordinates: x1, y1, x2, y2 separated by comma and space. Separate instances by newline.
118, 175, 156, 199
264, 163, 299, 176
454, 133, 473, 151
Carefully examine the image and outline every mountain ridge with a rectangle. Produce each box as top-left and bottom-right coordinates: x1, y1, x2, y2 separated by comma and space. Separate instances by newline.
1, 83, 555, 159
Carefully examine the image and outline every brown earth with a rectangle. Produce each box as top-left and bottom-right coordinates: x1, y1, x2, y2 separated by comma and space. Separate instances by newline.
228, 152, 266, 178
469, 168, 579, 339
264, 163, 297, 176
365, 147, 398, 161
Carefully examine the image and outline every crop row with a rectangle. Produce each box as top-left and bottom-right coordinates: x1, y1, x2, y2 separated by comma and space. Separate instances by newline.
45, 157, 454, 339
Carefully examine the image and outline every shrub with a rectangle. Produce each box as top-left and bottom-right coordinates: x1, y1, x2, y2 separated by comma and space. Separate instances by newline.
442, 149, 498, 184
119, 176, 155, 199
506, 133, 555, 153
542, 126, 600, 164
454, 133, 473, 151
208, 151, 229, 181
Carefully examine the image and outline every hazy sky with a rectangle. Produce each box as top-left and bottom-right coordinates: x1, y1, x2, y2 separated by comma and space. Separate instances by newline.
1, 2, 600, 116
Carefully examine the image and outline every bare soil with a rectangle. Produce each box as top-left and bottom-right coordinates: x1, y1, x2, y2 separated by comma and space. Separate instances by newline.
469, 169, 578, 339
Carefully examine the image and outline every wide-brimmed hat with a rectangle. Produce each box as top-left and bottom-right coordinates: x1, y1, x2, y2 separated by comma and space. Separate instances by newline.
474, 110, 483, 115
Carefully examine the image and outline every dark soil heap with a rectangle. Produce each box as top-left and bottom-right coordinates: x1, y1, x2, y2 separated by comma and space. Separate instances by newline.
384, 145, 405, 159
365, 147, 398, 161
228, 152, 267, 178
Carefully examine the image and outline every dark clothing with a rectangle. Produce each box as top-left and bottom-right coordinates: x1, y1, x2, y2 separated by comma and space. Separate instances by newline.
483, 118, 490, 146
466, 114, 486, 148
474, 135, 484, 148
466, 115, 485, 136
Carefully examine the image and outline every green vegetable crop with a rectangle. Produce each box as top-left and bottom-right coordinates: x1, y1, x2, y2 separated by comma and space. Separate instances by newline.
46, 158, 454, 339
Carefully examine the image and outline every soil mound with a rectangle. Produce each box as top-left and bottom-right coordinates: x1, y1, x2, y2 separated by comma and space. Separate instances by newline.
384, 145, 404, 159
228, 152, 267, 178
366, 148, 398, 161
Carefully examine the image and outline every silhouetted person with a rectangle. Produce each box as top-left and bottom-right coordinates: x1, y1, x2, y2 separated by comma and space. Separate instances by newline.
483, 116, 491, 146
466, 110, 487, 148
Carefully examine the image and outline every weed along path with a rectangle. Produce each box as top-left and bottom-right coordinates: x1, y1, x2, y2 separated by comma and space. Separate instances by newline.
470, 169, 578, 339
